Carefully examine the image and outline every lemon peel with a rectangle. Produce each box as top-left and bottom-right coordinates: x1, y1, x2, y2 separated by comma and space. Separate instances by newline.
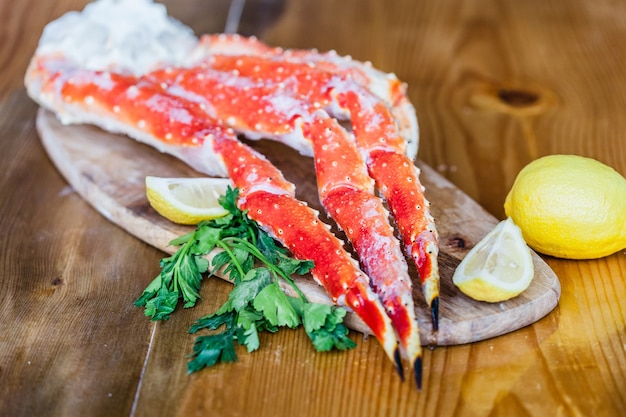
504, 155, 626, 259
453, 217, 534, 303
145, 176, 233, 225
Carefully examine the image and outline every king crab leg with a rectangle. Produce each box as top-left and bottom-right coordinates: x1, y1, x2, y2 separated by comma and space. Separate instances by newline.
335, 87, 441, 330
194, 55, 440, 332
189, 33, 419, 159
26, 55, 404, 377
213, 135, 403, 373
305, 114, 423, 384
144, 61, 424, 385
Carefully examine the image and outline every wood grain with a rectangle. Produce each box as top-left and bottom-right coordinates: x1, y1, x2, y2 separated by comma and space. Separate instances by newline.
36, 108, 560, 345
1, 0, 626, 416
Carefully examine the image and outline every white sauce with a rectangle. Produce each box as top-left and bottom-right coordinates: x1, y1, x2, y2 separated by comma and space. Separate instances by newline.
36, 0, 198, 75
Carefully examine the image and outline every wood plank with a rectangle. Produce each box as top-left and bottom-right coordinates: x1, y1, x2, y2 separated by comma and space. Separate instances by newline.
0, 92, 156, 417
37, 108, 560, 345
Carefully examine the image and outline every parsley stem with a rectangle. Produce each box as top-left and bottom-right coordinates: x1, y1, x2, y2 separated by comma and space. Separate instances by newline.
246, 225, 257, 246
172, 237, 194, 295
224, 237, 309, 302
214, 240, 246, 280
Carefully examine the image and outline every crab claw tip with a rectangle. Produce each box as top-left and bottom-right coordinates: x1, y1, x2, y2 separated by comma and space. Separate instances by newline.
431, 296, 439, 332
414, 355, 423, 390
393, 348, 405, 382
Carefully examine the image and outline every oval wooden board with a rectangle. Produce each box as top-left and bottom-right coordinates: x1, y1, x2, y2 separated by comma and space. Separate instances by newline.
36, 108, 560, 346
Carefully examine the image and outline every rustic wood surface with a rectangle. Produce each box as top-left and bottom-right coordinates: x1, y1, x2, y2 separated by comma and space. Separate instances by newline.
1, 0, 625, 416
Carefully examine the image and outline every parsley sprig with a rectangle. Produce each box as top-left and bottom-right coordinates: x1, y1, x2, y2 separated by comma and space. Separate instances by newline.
135, 187, 355, 373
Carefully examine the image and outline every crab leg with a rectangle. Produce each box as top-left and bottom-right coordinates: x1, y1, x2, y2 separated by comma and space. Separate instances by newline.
305, 114, 422, 384
196, 56, 440, 332
213, 135, 402, 373
334, 87, 441, 330
144, 63, 424, 385
25, 55, 403, 373
190, 34, 419, 159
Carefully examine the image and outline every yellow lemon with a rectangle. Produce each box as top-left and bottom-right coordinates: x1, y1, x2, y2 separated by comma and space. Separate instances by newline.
504, 155, 626, 259
145, 176, 233, 225
453, 217, 535, 302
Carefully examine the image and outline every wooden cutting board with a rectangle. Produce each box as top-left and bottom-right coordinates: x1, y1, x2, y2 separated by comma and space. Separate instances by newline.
36, 108, 560, 346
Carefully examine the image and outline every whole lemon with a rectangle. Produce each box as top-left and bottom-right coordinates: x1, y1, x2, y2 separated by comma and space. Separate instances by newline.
504, 155, 626, 259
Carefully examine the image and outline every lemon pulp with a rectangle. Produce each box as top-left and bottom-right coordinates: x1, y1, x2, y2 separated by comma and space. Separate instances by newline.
145, 176, 233, 225
453, 217, 534, 303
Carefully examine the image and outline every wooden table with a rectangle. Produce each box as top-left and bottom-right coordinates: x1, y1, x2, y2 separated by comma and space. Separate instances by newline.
1, 0, 625, 416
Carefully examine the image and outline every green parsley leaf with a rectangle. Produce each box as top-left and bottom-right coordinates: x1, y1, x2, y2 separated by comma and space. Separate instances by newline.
135, 235, 205, 319
194, 256, 209, 274
227, 269, 272, 312
143, 288, 178, 321
253, 283, 301, 328
189, 310, 235, 334
168, 230, 195, 247
190, 225, 221, 254
278, 255, 314, 277
303, 303, 356, 351
256, 230, 286, 263
302, 302, 333, 334
176, 253, 203, 308
236, 324, 260, 352
187, 331, 238, 373
235, 307, 266, 352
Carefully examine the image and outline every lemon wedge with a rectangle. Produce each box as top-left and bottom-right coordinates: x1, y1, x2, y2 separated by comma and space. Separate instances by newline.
145, 176, 233, 225
452, 217, 534, 302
